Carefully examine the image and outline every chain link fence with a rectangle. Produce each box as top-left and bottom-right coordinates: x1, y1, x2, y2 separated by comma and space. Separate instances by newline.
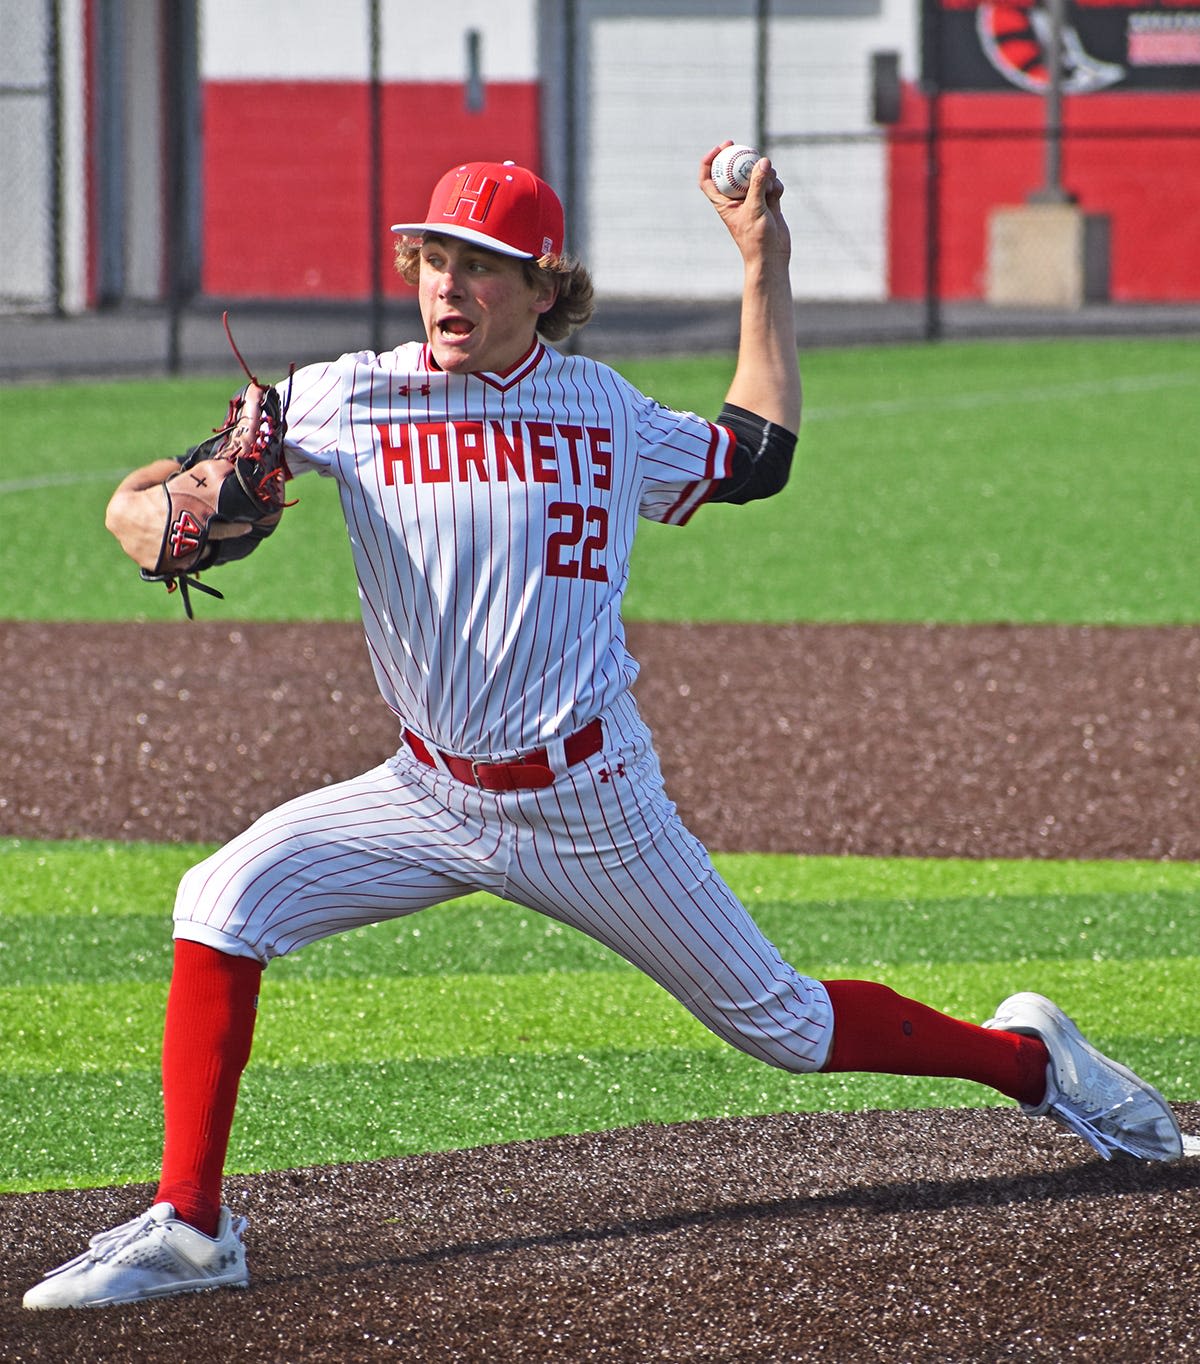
0, 0, 60, 313
2, 0, 1198, 376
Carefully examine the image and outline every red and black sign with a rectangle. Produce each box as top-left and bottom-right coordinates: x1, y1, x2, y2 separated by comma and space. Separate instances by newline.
922, 1, 1200, 91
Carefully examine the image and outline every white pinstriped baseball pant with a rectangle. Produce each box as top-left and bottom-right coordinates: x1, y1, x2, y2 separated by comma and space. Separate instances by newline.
174, 689, 835, 1073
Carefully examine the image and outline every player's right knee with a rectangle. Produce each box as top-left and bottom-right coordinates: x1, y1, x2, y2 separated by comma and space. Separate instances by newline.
173, 858, 261, 950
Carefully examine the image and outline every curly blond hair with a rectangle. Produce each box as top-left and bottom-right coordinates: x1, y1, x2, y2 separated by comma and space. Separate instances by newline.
393, 235, 595, 343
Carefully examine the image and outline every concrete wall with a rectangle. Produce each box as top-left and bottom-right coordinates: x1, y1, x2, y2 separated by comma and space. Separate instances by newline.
198, 0, 543, 299
888, 86, 1200, 302
5, 0, 1199, 311
196, 0, 919, 302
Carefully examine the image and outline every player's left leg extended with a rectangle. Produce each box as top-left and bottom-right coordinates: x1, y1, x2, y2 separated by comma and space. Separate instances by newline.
504, 695, 1181, 1160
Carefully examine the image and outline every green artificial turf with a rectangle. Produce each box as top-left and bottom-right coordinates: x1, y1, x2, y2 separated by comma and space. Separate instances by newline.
622, 337, 1200, 624
2, 336, 1196, 1191
3, 840, 1196, 1191
2, 336, 1197, 624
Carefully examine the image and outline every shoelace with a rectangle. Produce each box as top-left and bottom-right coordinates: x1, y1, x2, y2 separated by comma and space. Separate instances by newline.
1047, 1102, 1125, 1160
85, 1210, 161, 1262
139, 569, 226, 620
1048, 1087, 1173, 1160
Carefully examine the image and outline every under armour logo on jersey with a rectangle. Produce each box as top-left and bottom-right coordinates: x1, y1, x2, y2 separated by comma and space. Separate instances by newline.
598, 762, 626, 783
443, 170, 499, 224
397, 383, 431, 398
169, 510, 204, 558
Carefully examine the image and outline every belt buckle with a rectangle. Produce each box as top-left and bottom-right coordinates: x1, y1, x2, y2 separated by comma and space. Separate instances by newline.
470, 757, 519, 792
469, 757, 495, 788
470, 756, 554, 792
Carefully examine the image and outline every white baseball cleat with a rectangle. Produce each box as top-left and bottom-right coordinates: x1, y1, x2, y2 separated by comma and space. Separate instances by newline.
984, 992, 1183, 1162
23, 1202, 248, 1310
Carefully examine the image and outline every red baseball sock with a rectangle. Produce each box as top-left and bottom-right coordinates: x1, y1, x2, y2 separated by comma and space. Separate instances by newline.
155, 939, 263, 1237
821, 979, 1049, 1106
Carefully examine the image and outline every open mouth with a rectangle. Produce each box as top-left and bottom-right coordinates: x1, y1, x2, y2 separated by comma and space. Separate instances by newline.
438, 317, 475, 338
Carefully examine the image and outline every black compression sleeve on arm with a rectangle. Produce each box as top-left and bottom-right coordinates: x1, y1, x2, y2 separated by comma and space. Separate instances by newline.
709, 403, 797, 504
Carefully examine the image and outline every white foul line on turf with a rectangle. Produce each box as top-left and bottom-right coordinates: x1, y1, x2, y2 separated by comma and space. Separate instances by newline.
3, 373, 1195, 490
803, 371, 1199, 424
0, 469, 131, 496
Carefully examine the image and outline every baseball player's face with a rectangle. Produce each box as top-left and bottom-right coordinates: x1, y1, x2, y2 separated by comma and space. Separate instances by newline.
418, 236, 557, 375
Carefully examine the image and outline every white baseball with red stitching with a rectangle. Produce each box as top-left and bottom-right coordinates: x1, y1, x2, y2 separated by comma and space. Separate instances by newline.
711, 144, 760, 199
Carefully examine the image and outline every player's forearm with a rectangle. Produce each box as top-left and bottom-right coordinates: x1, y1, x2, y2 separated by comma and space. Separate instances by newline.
109, 458, 184, 497
724, 256, 801, 434
105, 464, 177, 570
106, 459, 252, 571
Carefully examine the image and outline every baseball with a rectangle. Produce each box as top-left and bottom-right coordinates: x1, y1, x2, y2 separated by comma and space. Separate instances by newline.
711, 144, 760, 199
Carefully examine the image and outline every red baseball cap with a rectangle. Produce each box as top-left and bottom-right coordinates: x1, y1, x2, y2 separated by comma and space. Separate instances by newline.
390, 160, 564, 260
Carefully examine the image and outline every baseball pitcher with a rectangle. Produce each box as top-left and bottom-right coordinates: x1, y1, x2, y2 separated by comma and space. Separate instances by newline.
24, 147, 1183, 1310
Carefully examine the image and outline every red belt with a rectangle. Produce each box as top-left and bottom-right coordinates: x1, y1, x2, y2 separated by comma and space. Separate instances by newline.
402, 718, 604, 792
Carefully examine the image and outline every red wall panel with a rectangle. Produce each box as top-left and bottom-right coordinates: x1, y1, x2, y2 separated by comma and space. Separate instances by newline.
888, 87, 1200, 301
202, 80, 541, 299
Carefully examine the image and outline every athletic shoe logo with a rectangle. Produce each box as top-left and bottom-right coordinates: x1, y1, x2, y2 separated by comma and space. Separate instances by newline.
442, 171, 499, 225
976, 2, 1125, 93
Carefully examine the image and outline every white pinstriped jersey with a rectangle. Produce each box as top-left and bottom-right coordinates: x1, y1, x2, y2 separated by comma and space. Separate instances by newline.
282, 340, 733, 757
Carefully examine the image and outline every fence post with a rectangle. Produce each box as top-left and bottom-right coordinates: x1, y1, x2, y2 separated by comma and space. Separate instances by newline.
754, 0, 768, 156
920, 0, 943, 342
923, 89, 942, 341
1032, 0, 1072, 205
369, 0, 385, 355
162, 2, 197, 374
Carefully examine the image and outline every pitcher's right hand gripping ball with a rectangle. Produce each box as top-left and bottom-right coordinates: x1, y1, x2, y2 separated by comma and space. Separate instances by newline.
139, 322, 292, 616
711, 144, 760, 199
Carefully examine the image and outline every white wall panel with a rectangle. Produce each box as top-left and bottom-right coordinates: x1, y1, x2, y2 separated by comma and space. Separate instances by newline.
579, 1, 916, 301
0, 0, 52, 303
59, 0, 89, 311
584, 15, 758, 300
200, 0, 538, 81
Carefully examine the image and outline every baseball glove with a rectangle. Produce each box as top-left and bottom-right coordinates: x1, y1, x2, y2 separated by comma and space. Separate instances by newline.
140, 317, 293, 617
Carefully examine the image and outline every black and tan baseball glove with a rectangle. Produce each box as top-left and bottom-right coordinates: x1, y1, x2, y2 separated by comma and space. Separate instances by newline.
117, 316, 294, 617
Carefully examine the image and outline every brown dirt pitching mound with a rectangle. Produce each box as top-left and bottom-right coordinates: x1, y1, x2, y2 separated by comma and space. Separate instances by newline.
3, 620, 1197, 858
5, 1108, 1200, 1362
2, 620, 1198, 1360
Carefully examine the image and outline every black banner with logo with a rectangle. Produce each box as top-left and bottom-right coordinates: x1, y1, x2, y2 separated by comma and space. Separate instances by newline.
922, 1, 1200, 92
